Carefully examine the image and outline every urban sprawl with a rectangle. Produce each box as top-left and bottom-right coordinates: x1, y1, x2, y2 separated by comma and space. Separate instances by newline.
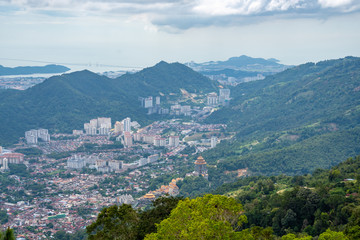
0, 90, 233, 239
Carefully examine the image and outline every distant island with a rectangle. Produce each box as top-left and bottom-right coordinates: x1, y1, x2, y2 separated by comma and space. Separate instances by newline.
185, 55, 291, 85
0, 64, 70, 76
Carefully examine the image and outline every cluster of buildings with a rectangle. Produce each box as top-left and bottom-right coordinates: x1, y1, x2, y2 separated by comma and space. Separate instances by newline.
25, 129, 50, 144
139, 96, 169, 115
170, 104, 192, 116
133, 133, 180, 148
139, 88, 231, 118
84, 117, 112, 135
114, 117, 131, 134
207, 88, 231, 106
67, 155, 123, 173
137, 154, 159, 167
139, 178, 182, 205
0, 146, 25, 171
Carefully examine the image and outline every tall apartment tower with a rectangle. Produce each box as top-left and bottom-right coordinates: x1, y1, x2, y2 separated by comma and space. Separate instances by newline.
114, 121, 124, 134
156, 96, 161, 105
123, 117, 131, 132
210, 136, 217, 148
169, 136, 180, 147
144, 97, 153, 108
38, 129, 50, 142
207, 92, 218, 106
84, 117, 111, 135
25, 129, 50, 144
219, 89, 230, 100
219, 88, 231, 104
123, 132, 133, 147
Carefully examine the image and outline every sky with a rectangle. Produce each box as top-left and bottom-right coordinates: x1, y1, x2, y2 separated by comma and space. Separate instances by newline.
1, 0, 360, 71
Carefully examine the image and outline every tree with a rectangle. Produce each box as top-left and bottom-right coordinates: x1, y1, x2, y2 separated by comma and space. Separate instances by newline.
3, 227, 15, 240
318, 229, 349, 240
0, 209, 8, 224
281, 233, 312, 240
236, 227, 275, 240
145, 194, 247, 239
137, 196, 183, 240
86, 204, 139, 240
53, 230, 69, 240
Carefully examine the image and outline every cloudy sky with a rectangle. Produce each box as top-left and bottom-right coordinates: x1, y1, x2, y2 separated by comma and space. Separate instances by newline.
1, 0, 360, 70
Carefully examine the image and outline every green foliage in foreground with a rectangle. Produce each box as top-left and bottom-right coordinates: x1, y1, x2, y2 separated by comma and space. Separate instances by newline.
146, 194, 246, 239
213, 155, 360, 239
86, 196, 182, 240
86, 155, 360, 239
0, 227, 16, 240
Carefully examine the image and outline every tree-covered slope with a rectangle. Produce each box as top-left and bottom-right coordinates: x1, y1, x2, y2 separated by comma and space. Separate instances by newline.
115, 61, 217, 97
205, 57, 360, 175
0, 62, 216, 146
212, 154, 360, 239
207, 57, 360, 135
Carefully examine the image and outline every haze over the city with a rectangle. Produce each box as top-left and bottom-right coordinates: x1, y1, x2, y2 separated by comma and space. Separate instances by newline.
1, 0, 360, 70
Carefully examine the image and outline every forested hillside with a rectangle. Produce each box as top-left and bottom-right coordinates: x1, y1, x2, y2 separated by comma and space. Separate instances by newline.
0, 62, 216, 146
205, 57, 360, 175
80, 155, 360, 240
212, 155, 360, 239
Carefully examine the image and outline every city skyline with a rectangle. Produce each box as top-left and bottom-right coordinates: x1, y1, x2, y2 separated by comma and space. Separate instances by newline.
1, 0, 360, 71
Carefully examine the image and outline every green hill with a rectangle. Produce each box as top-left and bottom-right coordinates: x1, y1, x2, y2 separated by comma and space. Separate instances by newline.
204, 56, 360, 175
0, 64, 70, 76
0, 61, 216, 146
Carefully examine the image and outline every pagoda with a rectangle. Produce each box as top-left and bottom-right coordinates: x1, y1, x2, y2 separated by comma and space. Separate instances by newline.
194, 156, 208, 179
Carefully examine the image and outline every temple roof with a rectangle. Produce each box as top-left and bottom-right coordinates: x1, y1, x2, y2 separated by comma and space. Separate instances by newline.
144, 193, 155, 199
194, 156, 207, 165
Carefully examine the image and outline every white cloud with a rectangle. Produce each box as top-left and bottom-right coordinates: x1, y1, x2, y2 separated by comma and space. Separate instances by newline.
318, 0, 353, 8
3, 0, 360, 30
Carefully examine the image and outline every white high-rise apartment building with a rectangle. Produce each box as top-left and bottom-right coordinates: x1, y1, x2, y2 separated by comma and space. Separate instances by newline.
219, 89, 231, 104
211, 136, 218, 148
67, 155, 86, 169
169, 136, 180, 147
219, 89, 230, 100
114, 121, 124, 134
25, 129, 50, 144
84, 117, 111, 135
144, 97, 153, 108
207, 92, 218, 106
123, 117, 131, 132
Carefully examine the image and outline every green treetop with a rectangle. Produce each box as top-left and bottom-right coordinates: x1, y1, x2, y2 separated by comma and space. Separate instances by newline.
145, 194, 247, 239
